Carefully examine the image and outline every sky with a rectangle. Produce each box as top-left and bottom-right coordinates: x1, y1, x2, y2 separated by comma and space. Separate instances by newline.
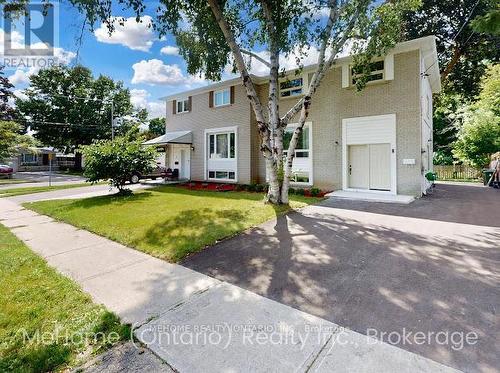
1, 1, 215, 119
1, 1, 333, 119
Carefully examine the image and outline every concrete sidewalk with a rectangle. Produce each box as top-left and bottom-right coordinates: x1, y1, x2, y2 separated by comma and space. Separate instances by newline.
0, 198, 460, 373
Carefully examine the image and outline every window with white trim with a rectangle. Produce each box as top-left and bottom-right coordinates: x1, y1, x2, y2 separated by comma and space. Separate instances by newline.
208, 171, 236, 180
283, 124, 311, 183
279, 77, 303, 98
214, 88, 230, 107
351, 60, 385, 85
22, 153, 38, 164
177, 98, 189, 113
208, 132, 235, 159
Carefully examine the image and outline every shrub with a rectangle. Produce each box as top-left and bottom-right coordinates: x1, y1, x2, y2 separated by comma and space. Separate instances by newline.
254, 183, 266, 192
247, 182, 257, 192
295, 188, 305, 196
310, 187, 321, 197
81, 136, 156, 193
288, 187, 296, 195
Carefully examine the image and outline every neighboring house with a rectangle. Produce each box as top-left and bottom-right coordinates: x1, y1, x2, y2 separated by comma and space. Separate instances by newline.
12, 147, 75, 172
147, 36, 440, 197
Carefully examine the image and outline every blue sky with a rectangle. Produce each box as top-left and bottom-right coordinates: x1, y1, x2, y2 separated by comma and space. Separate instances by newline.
1, 1, 329, 118
1, 1, 214, 118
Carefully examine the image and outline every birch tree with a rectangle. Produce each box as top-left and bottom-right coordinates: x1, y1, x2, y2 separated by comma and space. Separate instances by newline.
3, 0, 420, 204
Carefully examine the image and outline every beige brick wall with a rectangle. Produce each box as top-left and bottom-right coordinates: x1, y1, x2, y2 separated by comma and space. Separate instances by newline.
167, 50, 423, 195
251, 50, 423, 195
166, 84, 252, 184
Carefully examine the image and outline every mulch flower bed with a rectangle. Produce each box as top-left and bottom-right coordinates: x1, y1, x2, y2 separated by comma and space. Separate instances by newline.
179, 181, 237, 192
177, 181, 329, 197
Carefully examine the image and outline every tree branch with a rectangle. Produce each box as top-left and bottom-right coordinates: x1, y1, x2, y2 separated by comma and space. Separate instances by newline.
280, 5, 358, 125
207, 0, 272, 158
241, 49, 271, 68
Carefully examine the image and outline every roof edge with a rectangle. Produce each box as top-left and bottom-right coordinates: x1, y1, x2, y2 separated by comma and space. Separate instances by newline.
159, 36, 440, 101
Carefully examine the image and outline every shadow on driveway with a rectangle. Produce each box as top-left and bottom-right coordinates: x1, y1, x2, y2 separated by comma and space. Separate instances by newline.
182, 183, 500, 373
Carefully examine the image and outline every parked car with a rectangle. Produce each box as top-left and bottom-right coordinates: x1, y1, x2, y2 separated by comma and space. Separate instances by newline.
129, 164, 167, 184
0, 165, 14, 179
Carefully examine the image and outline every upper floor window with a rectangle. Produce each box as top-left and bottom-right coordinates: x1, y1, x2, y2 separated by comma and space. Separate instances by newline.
279, 77, 303, 98
351, 60, 385, 85
214, 88, 231, 107
177, 98, 190, 113
208, 132, 236, 159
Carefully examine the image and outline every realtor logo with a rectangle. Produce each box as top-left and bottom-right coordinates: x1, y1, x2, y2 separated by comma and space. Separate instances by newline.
1, 1, 59, 68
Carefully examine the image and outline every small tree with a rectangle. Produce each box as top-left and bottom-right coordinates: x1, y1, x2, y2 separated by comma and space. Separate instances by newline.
0, 121, 37, 161
148, 118, 166, 138
81, 135, 156, 194
0, 66, 17, 121
452, 64, 500, 167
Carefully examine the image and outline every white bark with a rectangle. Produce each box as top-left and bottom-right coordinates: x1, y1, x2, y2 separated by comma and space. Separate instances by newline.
207, 0, 272, 160
208, 0, 361, 204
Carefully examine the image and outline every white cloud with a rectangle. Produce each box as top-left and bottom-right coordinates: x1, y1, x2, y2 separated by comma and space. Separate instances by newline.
8, 66, 38, 85
131, 59, 206, 86
1, 28, 76, 85
130, 88, 165, 118
160, 45, 179, 56
94, 16, 154, 52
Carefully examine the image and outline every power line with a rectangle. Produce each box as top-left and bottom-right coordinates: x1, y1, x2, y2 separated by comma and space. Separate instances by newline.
452, 0, 480, 42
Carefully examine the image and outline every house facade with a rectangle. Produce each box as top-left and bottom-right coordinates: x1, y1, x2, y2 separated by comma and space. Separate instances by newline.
152, 36, 440, 197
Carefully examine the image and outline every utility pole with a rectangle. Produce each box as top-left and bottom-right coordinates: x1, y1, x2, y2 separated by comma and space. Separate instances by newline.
111, 101, 114, 140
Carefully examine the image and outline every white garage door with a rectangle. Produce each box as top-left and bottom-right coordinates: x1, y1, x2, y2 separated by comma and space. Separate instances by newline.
343, 114, 396, 194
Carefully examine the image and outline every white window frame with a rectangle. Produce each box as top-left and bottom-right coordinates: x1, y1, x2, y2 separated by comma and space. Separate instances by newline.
208, 132, 236, 160
214, 88, 231, 107
278, 121, 313, 186
278, 73, 308, 99
177, 97, 189, 114
350, 59, 385, 86
22, 153, 38, 165
204, 126, 238, 182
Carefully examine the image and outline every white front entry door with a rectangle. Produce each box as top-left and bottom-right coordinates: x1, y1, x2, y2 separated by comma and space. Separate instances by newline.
369, 143, 391, 190
180, 148, 190, 179
349, 145, 369, 189
170, 145, 191, 179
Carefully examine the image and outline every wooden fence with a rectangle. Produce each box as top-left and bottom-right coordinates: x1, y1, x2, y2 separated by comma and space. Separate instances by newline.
433, 165, 482, 180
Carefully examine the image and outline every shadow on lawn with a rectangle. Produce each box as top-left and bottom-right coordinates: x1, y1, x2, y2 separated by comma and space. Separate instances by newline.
51, 191, 155, 209
131, 207, 248, 262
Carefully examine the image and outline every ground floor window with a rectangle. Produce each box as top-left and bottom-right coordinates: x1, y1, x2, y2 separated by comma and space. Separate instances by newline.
21, 153, 38, 164
282, 123, 312, 184
208, 170, 235, 180
208, 132, 235, 159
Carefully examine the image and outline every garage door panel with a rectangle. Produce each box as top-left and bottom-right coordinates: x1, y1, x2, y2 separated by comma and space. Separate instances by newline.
369, 144, 391, 190
349, 145, 369, 189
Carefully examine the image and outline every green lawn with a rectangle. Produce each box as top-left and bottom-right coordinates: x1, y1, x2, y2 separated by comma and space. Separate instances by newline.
25, 186, 322, 262
0, 178, 33, 185
0, 224, 130, 373
0, 183, 94, 198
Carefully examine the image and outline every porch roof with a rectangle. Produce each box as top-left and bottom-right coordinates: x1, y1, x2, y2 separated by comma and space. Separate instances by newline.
143, 130, 192, 146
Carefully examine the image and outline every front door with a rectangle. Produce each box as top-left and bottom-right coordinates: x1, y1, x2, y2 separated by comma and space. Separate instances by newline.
369, 143, 391, 191
349, 145, 369, 189
180, 149, 190, 179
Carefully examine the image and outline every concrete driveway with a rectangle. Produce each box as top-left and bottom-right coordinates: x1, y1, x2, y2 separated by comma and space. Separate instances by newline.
182, 183, 500, 373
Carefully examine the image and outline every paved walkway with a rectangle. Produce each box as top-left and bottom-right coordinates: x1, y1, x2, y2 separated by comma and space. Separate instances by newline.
0, 197, 459, 373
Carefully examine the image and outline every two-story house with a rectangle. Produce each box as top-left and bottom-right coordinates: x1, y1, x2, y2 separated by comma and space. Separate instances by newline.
146, 36, 440, 198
